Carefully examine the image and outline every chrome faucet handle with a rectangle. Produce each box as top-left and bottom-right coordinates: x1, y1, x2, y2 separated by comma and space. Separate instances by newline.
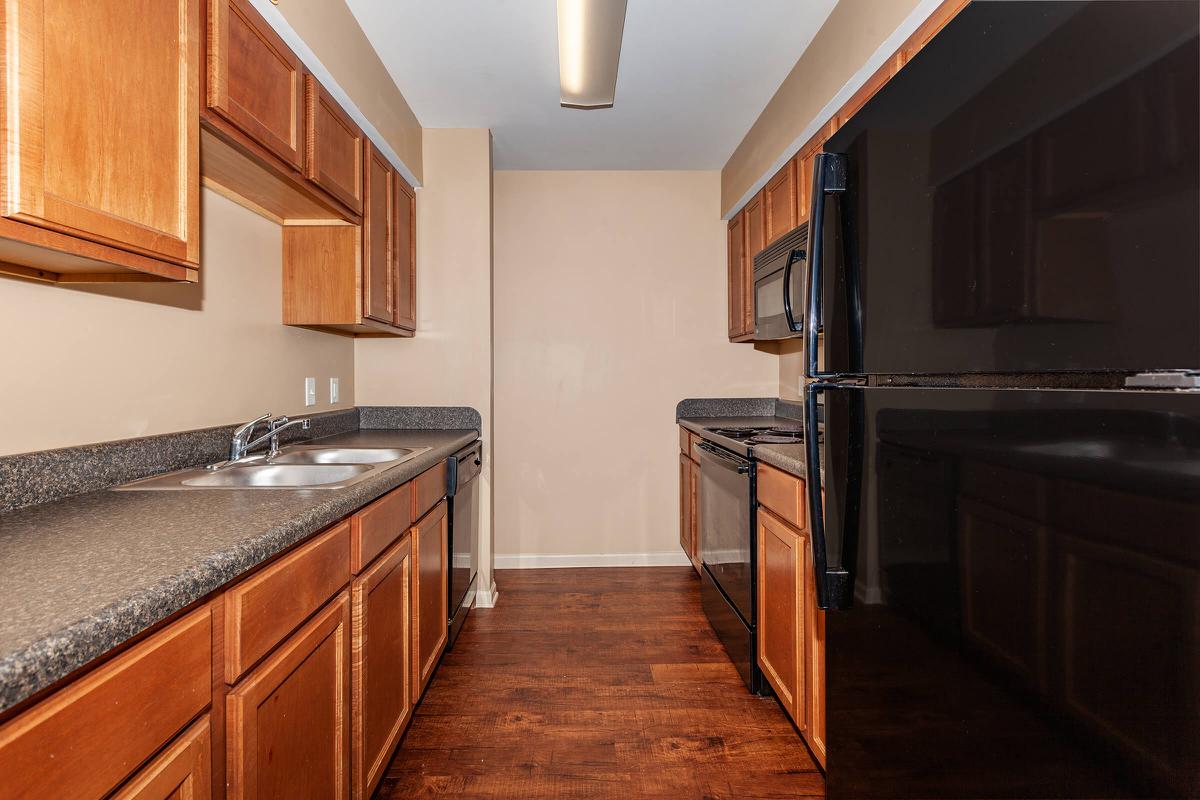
233, 412, 272, 438
228, 412, 272, 462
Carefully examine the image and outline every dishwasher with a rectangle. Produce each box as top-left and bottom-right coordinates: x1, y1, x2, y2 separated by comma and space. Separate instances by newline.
446, 441, 482, 647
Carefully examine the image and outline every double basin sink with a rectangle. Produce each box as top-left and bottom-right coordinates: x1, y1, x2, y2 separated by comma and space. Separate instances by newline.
117, 445, 433, 490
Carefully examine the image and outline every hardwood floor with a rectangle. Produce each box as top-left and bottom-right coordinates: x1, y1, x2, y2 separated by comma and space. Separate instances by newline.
377, 566, 825, 799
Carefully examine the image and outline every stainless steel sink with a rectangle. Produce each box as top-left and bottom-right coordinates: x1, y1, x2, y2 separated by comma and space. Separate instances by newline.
270, 446, 422, 465
115, 443, 433, 491
180, 463, 372, 488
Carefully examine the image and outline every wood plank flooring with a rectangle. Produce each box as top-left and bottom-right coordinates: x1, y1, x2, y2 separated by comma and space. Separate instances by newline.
377, 566, 825, 799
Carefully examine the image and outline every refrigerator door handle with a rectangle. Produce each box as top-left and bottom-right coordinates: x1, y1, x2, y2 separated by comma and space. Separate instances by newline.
805, 153, 846, 380
805, 382, 857, 610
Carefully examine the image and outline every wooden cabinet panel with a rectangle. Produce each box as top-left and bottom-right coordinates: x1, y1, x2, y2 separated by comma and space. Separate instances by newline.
679, 453, 699, 572
758, 462, 807, 531
796, 122, 835, 227
757, 508, 807, 725
764, 159, 798, 244
0, 607, 211, 800
745, 190, 765, 260
412, 460, 448, 522
207, 0, 305, 170
727, 210, 751, 341
393, 178, 417, 331
363, 141, 396, 326
304, 76, 364, 215
351, 535, 413, 800
224, 521, 350, 683
226, 592, 351, 800
412, 501, 449, 701
351, 483, 413, 573
110, 716, 211, 800
0, 0, 200, 268
679, 426, 691, 455
805, 552, 826, 768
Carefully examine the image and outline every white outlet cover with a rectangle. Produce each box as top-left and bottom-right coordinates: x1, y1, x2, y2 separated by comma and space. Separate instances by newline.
329, 377, 340, 404
305, 377, 317, 407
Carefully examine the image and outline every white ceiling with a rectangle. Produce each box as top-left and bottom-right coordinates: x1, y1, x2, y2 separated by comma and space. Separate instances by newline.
344, 0, 838, 170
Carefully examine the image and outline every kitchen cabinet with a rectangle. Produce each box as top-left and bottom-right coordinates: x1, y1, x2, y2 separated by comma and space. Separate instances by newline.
795, 122, 836, 227
727, 209, 753, 342
201, 0, 358, 224
226, 592, 351, 800
0, 0, 200, 283
678, 451, 700, 573
110, 717, 211, 800
305, 76, 365, 216
755, 467, 826, 767
281, 141, 416, 336
412, 500, 449, 701
351, 534, 413, 800
757, 508, 808, 727
0, 607, 212, 799
764, 159, 798, 244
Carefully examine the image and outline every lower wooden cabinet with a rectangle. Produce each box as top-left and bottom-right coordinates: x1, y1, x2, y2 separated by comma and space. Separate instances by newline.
412, 501, 449, 702
679, 448, 700, 572
226, 592, 351, 800
351, 534, 413, 800
756, 477, 826, 768
757, 507, 808, 725
0, 607, 212, 800
110, 716, 212, 800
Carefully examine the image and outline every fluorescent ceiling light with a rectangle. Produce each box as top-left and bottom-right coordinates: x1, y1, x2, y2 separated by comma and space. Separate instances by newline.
557, 0, 627, 109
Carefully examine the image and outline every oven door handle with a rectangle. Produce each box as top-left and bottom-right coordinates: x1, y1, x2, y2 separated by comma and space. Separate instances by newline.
696, 441, 751, 474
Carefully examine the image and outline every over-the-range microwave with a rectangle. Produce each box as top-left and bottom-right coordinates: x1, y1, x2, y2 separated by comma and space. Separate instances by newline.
752, 224, 807, 340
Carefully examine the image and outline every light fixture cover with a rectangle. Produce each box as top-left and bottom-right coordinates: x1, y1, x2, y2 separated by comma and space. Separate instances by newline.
557, 0, 627, 109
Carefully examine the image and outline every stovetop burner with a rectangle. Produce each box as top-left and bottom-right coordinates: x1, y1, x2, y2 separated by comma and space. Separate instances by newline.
703, 424, 806, 446
750, 433, 804, 444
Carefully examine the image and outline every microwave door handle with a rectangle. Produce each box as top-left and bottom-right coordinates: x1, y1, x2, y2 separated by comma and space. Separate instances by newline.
783, 249, 806, 334
805, 153, 847, 379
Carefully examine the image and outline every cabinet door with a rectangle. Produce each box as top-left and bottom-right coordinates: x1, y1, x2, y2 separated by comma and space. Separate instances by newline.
688, 457, 701, 572
1, 0, 200, 266
764, 159, 798, 244
805, 547, 826, 768
304, 76, 364, 215
743, 191, 764, 333
110, 717, 211, 800
362, 142, 395, 326
393, 178, 416, 331
757, 508, 807, 726
679, 453, 693, 560
207, 0, 305, 170
727, 210, 748, 340
227, 593, 350, 800
351, 536, 412, 800
412, 501, 449, 701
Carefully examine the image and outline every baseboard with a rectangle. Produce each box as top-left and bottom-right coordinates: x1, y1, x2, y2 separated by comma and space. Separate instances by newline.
493, 551, 693, 569
474, 579, 499, 608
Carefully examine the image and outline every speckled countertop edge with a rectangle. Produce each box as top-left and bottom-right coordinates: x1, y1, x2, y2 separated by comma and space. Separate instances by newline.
0, 425, 478, 714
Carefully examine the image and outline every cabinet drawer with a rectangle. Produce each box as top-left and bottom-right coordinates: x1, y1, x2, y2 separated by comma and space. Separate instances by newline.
351, 483, 413, 573
0, 607, 211, 800
224, 522, 350, 683
758, 462, 806, 530
110, 715, 211, 800
412, 460, 448, 521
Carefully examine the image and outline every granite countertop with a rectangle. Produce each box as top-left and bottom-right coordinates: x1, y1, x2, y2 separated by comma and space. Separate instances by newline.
0, 428, 477, 714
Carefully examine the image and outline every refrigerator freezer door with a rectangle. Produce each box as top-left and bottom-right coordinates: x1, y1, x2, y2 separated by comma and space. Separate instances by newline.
815, 385, 1200, 798
814, 1, 1199, 377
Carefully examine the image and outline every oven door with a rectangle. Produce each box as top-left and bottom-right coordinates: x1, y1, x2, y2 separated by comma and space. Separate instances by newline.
696, 440, 754, 623
753, 246, 806, 341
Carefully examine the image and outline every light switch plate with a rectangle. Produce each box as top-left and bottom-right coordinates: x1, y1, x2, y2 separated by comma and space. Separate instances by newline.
304, 377, 317, 407
329, 377, 340, 404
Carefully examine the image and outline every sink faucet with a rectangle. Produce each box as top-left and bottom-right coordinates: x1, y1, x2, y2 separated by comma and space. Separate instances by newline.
214, 412, 311, 469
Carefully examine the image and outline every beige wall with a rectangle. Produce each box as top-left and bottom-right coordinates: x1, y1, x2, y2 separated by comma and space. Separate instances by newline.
273, 0, 423, 183
721, 0, 933, 215
355, 129, 495, 591
0, 189, 355, 456
492, 171, 778, 565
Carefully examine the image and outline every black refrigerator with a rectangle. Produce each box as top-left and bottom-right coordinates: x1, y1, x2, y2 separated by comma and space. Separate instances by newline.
802, 3, 1200, 798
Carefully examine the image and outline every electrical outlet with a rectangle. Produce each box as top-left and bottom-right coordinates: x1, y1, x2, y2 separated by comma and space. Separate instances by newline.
329, 377, 340, 404
304, 377, 317, 407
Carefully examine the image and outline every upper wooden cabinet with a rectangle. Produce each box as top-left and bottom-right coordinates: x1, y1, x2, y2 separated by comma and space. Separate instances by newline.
764, 159, 799, 244
206, 0, 304, 170
727, 210, 752, 341
0, 0, 200, 283
282, 141, 415, 337
305, 76, 365, 216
